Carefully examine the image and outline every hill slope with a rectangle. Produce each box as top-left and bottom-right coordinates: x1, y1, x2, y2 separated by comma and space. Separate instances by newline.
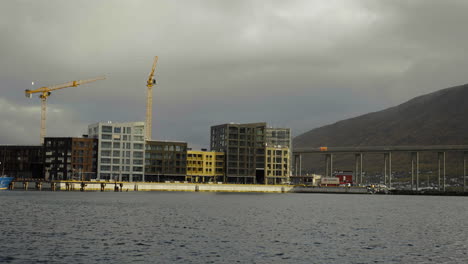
294, 83, 468, 148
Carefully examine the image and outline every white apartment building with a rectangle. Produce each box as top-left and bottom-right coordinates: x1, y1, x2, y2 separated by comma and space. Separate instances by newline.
88, 121, 146, 182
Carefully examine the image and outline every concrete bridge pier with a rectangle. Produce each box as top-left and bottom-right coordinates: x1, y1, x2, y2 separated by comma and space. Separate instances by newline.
325, 154, 333, 177
389, 152, 392, 189
464, 152, 467, 192
293, 154, 302, 176
411, 152, 420, 191
354, 153, 363, 185
384, 153, 391, 186
438, 152, 446, 191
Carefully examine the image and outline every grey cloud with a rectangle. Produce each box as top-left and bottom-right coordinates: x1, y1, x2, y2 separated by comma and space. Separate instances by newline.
1, 0, 468, 146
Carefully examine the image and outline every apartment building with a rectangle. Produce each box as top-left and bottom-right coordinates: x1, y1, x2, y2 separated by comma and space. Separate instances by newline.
210, 122, 266, 184
210, 122, 291, 184
186, 150, 224, 183
145, 140, 187, 182
265, 146, 290, 184
0, 145, 43, 178
88, 121, 145, 182
43, 137, 97, 181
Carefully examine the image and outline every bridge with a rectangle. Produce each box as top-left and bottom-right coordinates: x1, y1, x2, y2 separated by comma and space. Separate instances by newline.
292, 145, 468, 192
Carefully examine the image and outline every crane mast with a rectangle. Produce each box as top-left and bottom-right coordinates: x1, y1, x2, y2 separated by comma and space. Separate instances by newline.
146, 56, 158, 140
25, 76, 106, 144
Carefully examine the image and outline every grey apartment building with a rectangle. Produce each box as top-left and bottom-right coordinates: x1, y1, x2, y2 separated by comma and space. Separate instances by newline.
210, 122, 291, 184
88, 121, 146, 182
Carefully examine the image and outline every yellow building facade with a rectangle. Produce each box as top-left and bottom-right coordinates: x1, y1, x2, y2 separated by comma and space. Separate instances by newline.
186, 150, 224, 183
265, 146, 290, 184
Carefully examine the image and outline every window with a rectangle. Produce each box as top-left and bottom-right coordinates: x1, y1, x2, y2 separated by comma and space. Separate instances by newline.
133, 159, 143, 165
101, 134, 112, 140
112, 166, 120, 171
133, 143, 144, 149
134, 126, 144, 135
126, 127, 131, 134
133, 166, 143, 172
101, 150, 111, 156
114, 127, 121, 133
133, 135, 144, 141
112, 159, 120, 164
101, 142, 111, 149
102, 126, 112, 133
133, 151, 143, 158
100, 165, 111, 171
101, 158, 111, 164
113, 142, 120, 148
113, 150, 120, 157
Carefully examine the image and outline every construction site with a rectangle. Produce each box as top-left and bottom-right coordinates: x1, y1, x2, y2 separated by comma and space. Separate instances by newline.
1, 56, 293, 187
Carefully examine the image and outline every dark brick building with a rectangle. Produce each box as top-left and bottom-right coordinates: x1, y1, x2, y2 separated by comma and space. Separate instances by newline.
145, 140, 187, 182
44, 137, 98, 181
0, 145, 44, 178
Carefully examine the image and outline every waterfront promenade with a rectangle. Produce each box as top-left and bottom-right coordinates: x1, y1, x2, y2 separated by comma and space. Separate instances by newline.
10, 180, 370, 194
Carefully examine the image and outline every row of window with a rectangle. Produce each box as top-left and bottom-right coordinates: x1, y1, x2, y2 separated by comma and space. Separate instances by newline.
100, 158, 143, 165
186, 154, 224, 159
146, 160, 186, 166
145, 153, 186, 159
101, 150, 143, 158
146, 145, 186, 152
100, 165, 143, 172
101, 142, 144, 149
101, 134, 144, 141
186, 161, 222, 166
101, 126, 144, 135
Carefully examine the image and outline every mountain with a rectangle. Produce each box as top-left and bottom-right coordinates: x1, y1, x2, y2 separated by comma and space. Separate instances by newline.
293, 83, 468, 177
294, 83, 468, 148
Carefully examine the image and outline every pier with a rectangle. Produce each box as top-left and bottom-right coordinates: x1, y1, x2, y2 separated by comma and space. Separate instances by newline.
10, 179, 371, 194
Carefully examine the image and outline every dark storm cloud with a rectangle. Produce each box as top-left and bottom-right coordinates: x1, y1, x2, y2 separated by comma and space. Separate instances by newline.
1, 0, 468, 147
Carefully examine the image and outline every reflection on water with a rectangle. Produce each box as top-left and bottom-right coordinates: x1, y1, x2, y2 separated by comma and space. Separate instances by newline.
1, 191, 467, 263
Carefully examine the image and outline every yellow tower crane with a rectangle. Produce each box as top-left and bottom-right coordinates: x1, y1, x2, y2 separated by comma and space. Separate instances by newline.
25, 76, 106, 144
146, 56, 158, 140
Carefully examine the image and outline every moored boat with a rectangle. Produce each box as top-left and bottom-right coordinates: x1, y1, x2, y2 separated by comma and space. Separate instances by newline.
0, 176, 14, 190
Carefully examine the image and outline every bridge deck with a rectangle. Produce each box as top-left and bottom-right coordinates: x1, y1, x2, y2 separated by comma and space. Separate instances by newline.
293, 145, 468, 154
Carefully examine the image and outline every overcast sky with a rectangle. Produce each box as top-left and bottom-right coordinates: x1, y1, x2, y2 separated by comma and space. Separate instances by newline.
1, 0, 468, 148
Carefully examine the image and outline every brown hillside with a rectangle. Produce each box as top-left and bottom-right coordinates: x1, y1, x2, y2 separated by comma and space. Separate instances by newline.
293, 84, 468, 180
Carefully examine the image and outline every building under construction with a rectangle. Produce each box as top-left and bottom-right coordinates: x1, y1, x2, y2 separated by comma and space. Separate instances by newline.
210, 122, 291, 184
43, 137, 98, 181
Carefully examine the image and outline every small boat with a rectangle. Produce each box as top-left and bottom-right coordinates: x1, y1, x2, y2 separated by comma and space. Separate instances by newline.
0, 176, 14, 190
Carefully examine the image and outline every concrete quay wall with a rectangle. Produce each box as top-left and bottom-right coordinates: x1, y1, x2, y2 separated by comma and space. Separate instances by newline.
11, 181, 369, 194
